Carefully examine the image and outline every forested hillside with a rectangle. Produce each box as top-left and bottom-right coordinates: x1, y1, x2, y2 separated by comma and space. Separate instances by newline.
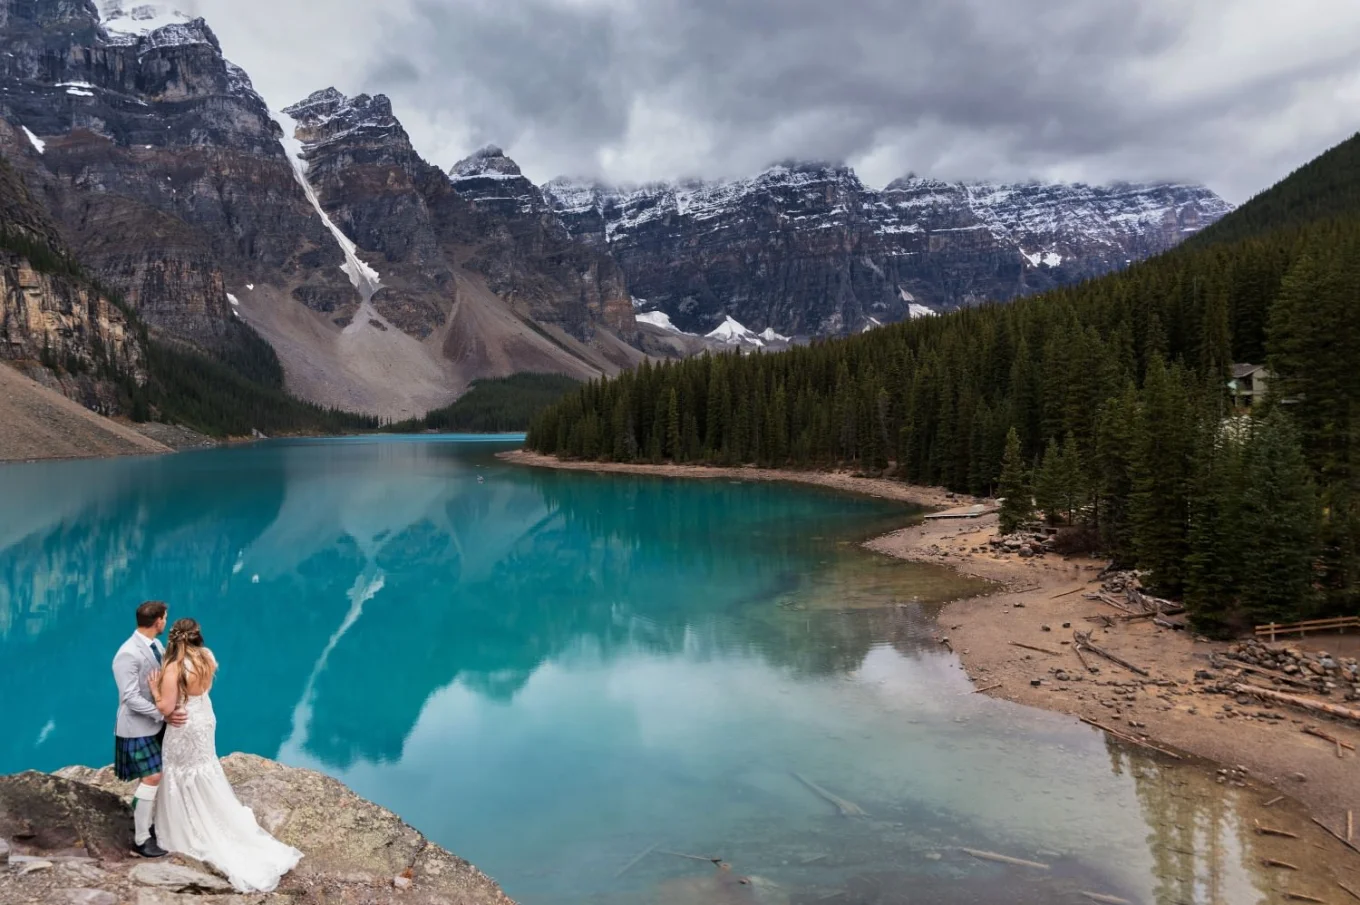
528, 133, 1360, 633
385, 374, 579, 433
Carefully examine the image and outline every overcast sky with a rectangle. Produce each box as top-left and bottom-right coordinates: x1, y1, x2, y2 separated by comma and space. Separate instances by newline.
182, 0, 1360, 202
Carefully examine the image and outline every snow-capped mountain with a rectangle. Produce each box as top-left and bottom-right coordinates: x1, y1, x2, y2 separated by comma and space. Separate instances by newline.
544, 165, 1232, 337
0, 5, 641, 420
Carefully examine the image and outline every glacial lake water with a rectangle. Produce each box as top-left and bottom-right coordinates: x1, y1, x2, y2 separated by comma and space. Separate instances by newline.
0, 437, 1341, 904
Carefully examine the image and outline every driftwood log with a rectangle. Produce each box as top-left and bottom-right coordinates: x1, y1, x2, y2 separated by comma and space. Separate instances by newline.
1253, 821, 1298, 839
1074, 631, 1150, 677
1080, 716, 1183, 759
1231, 684, 1360, 724
1304, 726, 1356, 751
1218, 658, 1323, 691
1011, 641, 1063, 656
1313, 817, 1360, 856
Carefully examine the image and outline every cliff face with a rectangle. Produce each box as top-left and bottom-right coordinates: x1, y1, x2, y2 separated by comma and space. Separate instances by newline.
0, 146, 144, 413
0, 0, 348, 356
545, 166, 1234, 336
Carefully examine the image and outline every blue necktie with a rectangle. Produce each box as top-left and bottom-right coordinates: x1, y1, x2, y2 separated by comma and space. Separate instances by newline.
152, 642, 163, 664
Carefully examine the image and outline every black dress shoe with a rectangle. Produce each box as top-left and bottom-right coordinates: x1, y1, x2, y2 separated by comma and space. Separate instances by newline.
134, 837, 169, 858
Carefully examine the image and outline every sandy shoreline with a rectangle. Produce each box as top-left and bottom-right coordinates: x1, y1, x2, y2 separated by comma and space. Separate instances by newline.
501, 451, 1360, 850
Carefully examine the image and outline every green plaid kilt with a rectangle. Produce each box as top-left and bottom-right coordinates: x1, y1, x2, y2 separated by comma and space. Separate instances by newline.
113, 728, 164, 781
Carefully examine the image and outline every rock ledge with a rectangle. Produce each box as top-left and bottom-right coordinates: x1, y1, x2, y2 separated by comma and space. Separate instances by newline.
0, 753, 515, 905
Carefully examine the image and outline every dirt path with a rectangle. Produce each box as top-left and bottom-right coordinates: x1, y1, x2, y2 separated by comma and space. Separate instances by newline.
0, 363, 170, 462
503, 452, 1360, 848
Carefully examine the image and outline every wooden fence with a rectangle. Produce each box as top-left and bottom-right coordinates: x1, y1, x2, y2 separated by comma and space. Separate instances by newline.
1255, 616, 1360, 643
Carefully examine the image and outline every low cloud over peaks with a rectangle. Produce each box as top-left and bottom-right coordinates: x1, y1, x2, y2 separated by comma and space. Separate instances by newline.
191, 0, 1360, 201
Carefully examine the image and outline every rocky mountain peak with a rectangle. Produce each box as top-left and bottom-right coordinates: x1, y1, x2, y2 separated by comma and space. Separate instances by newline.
450, 144, 523, 179
1, 0, 100, 30
97, 0, 200, 45
283, 89, 404, 150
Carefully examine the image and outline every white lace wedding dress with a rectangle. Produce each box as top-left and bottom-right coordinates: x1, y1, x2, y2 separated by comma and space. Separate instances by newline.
156, 654, 302, 892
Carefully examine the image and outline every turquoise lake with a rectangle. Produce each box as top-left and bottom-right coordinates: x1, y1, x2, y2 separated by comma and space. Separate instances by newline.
0, 437, 1313, 904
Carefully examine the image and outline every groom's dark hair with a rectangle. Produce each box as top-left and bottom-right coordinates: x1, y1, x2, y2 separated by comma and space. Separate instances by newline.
136, 600, 168, 627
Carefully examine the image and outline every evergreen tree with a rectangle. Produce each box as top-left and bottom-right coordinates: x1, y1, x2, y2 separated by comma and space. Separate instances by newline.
1184, 419, 1246, 634
1033, 437, 1065, 525
1238, 411, 1320, 624
997, 428, 1033, 535
1131, 357, 1197, 596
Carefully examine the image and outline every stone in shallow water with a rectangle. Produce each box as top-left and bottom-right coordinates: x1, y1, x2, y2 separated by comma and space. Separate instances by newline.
129, 862, 234, 893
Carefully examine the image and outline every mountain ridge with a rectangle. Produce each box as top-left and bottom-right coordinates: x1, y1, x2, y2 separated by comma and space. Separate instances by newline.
543, 162, 1232, 336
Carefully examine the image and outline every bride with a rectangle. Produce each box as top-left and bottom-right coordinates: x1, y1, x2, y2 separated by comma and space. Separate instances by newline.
152, 618, 303, 892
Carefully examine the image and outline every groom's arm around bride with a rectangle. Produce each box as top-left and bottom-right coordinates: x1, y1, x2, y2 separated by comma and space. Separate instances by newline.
112, 600, 186, 858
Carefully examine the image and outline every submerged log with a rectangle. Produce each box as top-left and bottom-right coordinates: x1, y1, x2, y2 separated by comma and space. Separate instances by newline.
792, 773, 867, 818
1232, 684, 1360, 724
1079, 893, 1133, 905
958, 848, 1049, 870
616, 841, 659, 878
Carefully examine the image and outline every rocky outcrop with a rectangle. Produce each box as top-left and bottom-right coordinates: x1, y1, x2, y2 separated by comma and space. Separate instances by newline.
0, 754, 515, 905
0, 147, 145, 413
544, 165, 1233, 336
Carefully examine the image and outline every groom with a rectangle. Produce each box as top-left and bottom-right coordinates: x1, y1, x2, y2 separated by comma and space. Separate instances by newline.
112, 600, 186, 858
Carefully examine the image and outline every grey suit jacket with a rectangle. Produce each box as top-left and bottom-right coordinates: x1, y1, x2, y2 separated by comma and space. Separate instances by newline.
113, 633, 164, 739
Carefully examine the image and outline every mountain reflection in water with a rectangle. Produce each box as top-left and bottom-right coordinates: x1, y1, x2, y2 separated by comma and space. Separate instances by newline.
0, 437, 1347, 905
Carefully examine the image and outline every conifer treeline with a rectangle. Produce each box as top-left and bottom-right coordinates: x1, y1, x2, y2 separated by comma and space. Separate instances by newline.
528, 137, 1360, 632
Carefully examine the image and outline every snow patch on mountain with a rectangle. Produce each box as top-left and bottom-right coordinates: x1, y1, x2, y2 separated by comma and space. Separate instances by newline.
760, 327, 790, 343
1022, 250, 1064, 268
707, 316, 765, 347
272, 108, 382, 304
98, 0, 191, 40
21, 127, 45, 154
909, 304, 936, 319
636, 311, 685, 333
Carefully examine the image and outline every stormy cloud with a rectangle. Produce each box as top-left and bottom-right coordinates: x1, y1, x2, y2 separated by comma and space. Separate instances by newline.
189, 0, 1360, 201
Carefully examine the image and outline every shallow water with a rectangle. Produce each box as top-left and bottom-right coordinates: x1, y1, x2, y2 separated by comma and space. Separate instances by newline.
0, 437, 1345, 904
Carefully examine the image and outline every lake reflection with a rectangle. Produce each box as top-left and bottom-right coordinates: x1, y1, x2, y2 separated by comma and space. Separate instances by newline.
0, 438, 1345, 904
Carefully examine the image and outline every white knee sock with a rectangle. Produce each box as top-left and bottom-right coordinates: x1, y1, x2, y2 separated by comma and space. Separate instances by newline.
132, 782, 158, 845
